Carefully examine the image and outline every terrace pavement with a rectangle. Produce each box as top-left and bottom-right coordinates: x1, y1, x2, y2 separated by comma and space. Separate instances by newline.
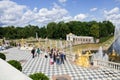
1, 47, 120, 80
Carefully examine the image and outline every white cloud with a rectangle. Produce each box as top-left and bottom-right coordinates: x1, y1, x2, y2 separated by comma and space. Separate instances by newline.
0, 0, 27, 26
61, 16, 72, 22
58, 0, 67, 3
33, 7, 38, 12
104, 7, 120, 27
36, 3, 69, 25
90, 8, 97, 12
0, 1, 69, 27
74, 14, 87, 21
104, 7, 119, 15
0, 0, 87, 27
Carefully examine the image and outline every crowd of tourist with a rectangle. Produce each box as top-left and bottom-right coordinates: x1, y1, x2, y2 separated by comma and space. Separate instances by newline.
31, 47, 66, 65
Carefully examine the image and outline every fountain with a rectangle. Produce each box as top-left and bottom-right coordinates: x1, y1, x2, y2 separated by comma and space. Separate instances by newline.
74, 25, 120, 68
75, 46, 109, 67
107, 25, 120, 62
93, 46, 108, 61
103, 53, 109, 61
108, 25, 120, 55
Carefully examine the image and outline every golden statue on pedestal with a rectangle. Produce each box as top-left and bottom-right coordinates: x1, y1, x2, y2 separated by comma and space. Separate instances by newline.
109, 49, 117, 61
76, 50, 92, 67
20, 38, 26, 46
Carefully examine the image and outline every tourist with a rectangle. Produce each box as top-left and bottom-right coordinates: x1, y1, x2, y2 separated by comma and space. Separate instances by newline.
50, 58, 54, 65
44, 48, 48, 58
63, 50, 66, 61
51, 48, 53, 54
60, 52, 64, 64
49, 52, 52, 58
53, 52, 56, 63
56, 53, 60, 65
36, 48, 40, 57
31, 48, 35, 58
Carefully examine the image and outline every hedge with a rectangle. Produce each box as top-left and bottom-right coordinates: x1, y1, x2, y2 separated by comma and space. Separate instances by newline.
7, 60, 22, 71
0, 53, 6, 60
29, 73, 49, 80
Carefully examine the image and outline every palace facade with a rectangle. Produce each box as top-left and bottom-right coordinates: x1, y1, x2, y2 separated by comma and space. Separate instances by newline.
66, 33, 95, 45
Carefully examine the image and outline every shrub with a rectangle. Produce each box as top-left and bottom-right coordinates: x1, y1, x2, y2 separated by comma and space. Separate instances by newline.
29, 73, 49, 80
0, 53, 6, 60
7, 60, 22, 71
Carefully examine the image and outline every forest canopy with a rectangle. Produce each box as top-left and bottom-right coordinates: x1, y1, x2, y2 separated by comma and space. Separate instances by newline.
0, 21, 115, 40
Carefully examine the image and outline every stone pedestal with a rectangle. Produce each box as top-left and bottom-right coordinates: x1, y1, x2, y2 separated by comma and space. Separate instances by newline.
52, 74, 71, 80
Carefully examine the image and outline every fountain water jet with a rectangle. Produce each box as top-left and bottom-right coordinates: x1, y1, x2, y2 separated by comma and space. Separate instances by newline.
93, 46, 108, 61
108, 25, 120, 55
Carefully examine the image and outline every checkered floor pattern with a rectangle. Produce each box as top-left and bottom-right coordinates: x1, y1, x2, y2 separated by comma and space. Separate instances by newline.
1, 47, 120, 80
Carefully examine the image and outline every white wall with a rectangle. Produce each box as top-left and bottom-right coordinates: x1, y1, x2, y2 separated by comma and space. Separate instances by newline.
0, 59, 32, 80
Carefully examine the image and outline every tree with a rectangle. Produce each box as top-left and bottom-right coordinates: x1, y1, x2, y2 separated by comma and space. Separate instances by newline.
90, 24, 100, 38
55, 21, 70, 39
67, 21, 81, 35
4, 26, 17, 39
23, 25, 39, 38
0, 27, 4, 38
103, 21, 115, 35
46, 22, 57, 38
0, 20, 114, 41
15, 27, 24, 38
39, 26, 47, 38
80, 22, 90, 36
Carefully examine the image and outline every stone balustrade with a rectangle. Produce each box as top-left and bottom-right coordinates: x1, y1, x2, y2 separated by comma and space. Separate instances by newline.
93, 60, 120, 71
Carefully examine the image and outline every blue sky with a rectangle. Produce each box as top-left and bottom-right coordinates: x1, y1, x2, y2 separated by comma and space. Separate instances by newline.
0, 0, 120, 27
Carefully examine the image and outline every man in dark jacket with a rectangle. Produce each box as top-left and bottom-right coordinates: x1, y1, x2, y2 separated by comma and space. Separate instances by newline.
31, 48, 35, 58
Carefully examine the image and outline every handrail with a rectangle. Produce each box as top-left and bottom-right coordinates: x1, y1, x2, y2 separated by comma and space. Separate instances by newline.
93, 60, 120, 71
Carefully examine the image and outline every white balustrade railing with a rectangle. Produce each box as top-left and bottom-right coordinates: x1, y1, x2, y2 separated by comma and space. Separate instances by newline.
66, 53, 120, 71
93, 60, 120, 71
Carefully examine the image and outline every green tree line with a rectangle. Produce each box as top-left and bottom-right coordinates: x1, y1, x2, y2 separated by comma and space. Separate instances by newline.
0, 21, 115, 40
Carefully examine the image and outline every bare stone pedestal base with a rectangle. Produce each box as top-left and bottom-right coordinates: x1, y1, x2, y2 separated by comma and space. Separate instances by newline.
52, 74, 71, 80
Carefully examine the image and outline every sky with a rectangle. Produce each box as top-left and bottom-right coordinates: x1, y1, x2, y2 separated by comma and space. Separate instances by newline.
0, 0, 120, 27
